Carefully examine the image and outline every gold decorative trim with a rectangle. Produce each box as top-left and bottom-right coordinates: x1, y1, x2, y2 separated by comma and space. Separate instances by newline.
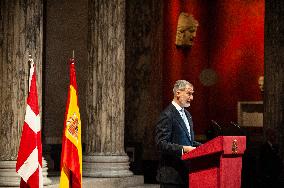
232, 139, 238, 154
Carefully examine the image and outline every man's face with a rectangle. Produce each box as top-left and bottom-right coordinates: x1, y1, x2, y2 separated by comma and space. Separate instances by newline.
176, 86, 194, 108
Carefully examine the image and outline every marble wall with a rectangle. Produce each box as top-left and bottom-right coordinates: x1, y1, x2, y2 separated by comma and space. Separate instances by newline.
44, 0, 88, 144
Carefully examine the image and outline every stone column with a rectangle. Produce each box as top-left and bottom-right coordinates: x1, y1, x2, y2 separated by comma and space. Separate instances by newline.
83, 0, 132, 177
265, 0, 284, 161
0, 0, 50, 186
125, 0, 164, 161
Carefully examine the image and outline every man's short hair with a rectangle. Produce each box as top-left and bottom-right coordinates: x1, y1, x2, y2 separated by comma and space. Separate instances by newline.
173, 80, 193, 95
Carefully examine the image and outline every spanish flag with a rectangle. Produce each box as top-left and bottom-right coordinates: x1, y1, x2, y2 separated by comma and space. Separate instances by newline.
59, 58, 82, 187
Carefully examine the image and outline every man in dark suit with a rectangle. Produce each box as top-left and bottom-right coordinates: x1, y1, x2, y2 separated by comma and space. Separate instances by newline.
155, 80, 201, 188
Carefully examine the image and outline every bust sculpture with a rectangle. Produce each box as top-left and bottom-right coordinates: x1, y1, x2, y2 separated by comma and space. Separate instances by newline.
175, 12, 199, 47
258, 76, 264, 93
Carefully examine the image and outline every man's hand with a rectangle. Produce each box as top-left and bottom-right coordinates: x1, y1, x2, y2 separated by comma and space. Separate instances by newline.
183, 146, 196, 153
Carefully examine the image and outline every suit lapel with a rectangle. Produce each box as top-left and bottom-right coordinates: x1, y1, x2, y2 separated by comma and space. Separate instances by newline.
171, 105, 192, 142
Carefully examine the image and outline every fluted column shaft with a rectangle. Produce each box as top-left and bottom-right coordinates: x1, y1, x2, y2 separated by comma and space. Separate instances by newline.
0, 0, 50, 186
264, 0, 284, 161
83, 0, 132, 177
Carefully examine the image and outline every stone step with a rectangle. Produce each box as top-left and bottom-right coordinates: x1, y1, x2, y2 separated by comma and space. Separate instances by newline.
46, 175, 144, 188
128, 184, 159, 188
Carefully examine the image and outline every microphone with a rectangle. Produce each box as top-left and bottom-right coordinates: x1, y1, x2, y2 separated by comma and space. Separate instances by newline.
230, 121, 241, 129
211, 120, 222, 130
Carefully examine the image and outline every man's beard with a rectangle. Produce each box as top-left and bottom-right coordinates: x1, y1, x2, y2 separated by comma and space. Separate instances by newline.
184, 102, 191, 108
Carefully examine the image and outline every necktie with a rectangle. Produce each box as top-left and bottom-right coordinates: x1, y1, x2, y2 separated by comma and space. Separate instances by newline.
180, 109, 191, 138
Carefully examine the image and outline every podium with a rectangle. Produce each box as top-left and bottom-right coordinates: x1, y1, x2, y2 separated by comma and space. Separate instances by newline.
182, 136, 246, 188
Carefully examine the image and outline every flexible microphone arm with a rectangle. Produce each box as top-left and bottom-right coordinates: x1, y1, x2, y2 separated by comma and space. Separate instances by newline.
230, 121, 241, 129
211, 120, 222, 130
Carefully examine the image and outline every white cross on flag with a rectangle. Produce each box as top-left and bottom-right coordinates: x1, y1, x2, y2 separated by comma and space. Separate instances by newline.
16, 58, 43, 188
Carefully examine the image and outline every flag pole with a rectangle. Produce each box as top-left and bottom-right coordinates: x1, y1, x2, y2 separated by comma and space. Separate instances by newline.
28, 54, 34, 92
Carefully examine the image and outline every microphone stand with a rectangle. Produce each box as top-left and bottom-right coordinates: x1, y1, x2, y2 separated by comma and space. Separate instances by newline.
211, 120, 222, 136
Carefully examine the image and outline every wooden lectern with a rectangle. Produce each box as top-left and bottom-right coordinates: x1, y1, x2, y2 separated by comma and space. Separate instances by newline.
182, 136, 246, 188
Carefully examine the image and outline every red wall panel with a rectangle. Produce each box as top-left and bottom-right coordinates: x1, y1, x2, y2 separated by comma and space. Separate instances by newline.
163, 0, 264, 135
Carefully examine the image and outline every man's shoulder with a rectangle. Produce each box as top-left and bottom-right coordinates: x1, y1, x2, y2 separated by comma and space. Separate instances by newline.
158, 104, 179, 121
162, 104, 176, 115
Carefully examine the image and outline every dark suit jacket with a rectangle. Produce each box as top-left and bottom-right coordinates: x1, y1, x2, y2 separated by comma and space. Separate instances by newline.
155, 104, 201, 185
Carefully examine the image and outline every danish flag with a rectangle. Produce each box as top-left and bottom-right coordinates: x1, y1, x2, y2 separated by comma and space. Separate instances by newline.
16, 57, 43, 188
